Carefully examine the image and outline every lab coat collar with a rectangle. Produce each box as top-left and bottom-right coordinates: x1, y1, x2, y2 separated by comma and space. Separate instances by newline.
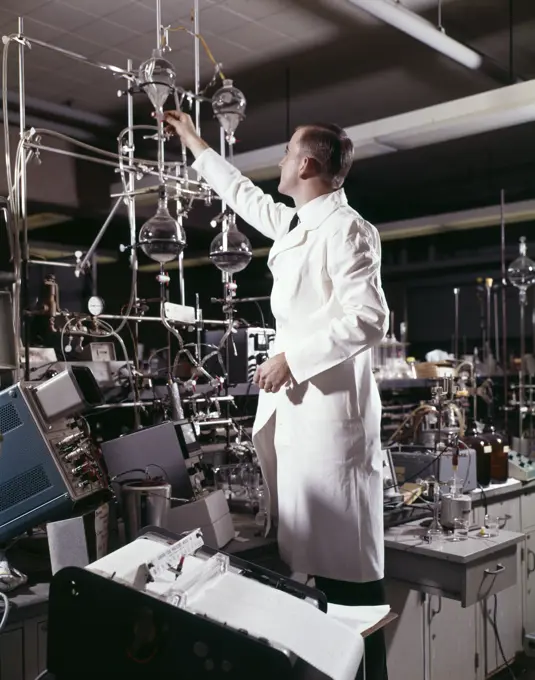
269, 189, 348, 262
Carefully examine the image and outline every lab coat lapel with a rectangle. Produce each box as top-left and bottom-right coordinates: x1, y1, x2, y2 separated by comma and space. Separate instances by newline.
269, 190, 348, 262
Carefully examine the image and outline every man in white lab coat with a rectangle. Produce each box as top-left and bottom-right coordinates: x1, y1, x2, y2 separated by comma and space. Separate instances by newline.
164, 111, 389, 679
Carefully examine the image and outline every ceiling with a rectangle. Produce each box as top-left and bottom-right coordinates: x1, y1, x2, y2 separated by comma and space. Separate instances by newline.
2, 0, 535, 265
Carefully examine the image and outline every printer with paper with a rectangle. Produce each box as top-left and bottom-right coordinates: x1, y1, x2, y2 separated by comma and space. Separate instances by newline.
45, 528, 381, 680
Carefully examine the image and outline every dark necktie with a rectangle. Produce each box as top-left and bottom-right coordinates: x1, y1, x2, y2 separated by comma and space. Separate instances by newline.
288, 213, 300, 232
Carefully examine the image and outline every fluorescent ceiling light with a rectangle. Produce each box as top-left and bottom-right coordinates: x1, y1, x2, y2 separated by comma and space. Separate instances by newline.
27, 213, 71, 230
232, 80, 535, 182
377, 199, 535, 241
346, 0, 482, 70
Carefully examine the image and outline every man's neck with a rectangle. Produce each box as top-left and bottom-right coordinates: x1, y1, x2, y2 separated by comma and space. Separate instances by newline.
293, 186, 334, 211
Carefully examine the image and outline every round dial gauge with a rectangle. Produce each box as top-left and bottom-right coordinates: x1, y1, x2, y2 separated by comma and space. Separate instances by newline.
88, 296, 105, 316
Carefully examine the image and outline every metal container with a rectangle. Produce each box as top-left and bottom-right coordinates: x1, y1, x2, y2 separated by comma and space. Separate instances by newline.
441, 493, 472, 529
122, 481, 171, 542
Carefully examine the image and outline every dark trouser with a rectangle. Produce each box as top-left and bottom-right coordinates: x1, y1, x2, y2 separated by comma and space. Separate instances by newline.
312, 576, 388, 680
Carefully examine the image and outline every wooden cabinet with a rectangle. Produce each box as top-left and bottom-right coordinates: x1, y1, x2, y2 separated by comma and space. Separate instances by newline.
0, 617, 47, 680
0, 627, 24, 680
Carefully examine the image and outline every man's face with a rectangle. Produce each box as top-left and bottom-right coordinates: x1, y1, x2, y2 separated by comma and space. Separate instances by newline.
278, 128, 305, 197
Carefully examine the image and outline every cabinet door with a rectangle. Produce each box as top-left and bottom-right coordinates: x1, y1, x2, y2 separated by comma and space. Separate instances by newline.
428, 596, 479, 680
0, 628, 24, 680
384, 581, 425, 680
524, 533, 535, 637
521, 491, 535, 532
476, 546, 523, 676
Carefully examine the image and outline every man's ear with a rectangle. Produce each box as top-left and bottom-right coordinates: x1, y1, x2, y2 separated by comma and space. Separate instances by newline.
299, 156, 317, 180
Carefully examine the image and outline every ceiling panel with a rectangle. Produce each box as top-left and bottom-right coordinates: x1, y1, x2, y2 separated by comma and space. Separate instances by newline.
222, 0, 288, 20
106, 2, 159, 34
26, 1, 97, 31
197, 5, 251, 33
62, 0, 133, 17
260, 7, 340, 41
114, 30, 162, 62
1, 0, 50, 13
223, 22, 288, 52
76, 18, 139, 48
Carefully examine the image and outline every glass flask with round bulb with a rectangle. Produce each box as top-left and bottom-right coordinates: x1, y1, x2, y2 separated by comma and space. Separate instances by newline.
212, 79, 246, 142
138, 49, 176, 113
209, 218, 252, 274
507, 236, 535, 300
138, 189, 186, 263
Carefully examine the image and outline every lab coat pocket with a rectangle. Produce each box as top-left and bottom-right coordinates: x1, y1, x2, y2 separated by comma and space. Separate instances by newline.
304, 361, 361, 420
296, 415, 367, 466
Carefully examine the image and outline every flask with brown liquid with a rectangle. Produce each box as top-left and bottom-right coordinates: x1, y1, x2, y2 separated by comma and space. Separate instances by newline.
462, 421, 492, 486
483, 422, 509, 483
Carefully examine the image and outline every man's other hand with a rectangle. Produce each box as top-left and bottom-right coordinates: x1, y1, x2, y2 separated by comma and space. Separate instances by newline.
253, 353, 293, 393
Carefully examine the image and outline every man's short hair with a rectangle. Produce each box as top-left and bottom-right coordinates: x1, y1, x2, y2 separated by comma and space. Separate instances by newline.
297, 123, 354, 189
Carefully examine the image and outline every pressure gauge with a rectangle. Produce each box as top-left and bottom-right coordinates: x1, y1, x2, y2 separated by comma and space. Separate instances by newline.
88, 296, 104, 316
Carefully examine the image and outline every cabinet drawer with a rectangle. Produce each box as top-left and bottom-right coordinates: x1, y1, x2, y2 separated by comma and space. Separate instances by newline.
464, 545, 517, 607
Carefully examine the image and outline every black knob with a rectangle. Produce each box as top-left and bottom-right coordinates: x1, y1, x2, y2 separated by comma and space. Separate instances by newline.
509, 453, 514, 460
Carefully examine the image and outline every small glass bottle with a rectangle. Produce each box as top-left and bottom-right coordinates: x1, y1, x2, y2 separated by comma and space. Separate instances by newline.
462, 421, 492, 486
483, 422, 509, 483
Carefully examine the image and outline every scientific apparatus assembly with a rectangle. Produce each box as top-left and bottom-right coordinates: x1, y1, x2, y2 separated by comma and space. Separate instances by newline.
2, 1, 535, 679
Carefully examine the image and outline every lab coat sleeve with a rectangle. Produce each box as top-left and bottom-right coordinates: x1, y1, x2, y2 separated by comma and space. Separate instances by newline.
192, 148, 293, 240
285, 218, 389, 385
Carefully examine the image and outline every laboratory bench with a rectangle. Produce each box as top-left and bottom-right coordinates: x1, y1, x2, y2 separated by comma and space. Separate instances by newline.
3, 476, 535, 680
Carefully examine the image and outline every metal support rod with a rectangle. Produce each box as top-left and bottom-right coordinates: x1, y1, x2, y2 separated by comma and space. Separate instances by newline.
178, 252, 185, 305
453, 288, 460, 359
520, 293, 526, 441
156, 0, 162, 50
91, 255, 98, 297
195, 293, 202, 360
25, 141, 206, 191
494, 289, 500, 364
75, 197, 122, 275
16, 35, 131, 77
194, 0, 201, 135
97, 313, 228, 325
485, 278, 492, 364
500, 189, 509, 430
18, 17, 29, 382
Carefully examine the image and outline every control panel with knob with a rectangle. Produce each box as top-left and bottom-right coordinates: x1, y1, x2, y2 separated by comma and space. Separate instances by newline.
508, 450, 535, 482
46, 418, 107, 498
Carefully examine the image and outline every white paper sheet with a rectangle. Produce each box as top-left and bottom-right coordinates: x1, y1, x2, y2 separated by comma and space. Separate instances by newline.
187, 571, 364, 680
327, 604, 391, 636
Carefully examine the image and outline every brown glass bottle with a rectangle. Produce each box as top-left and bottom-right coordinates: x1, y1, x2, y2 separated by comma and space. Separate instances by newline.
462, 421, 492, 486
483, 422, 509, 483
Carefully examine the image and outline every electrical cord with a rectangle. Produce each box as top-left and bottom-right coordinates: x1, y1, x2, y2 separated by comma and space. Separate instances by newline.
487, 594, 517, 680
382, 445, 452, 492
0, 591, 10, 632
33, 670, 48, 680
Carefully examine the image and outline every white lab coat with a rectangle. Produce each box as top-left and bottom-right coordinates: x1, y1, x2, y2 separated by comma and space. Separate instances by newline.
193, 149, 389, 582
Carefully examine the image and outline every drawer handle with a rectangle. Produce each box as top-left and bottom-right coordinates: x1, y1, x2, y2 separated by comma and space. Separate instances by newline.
484, 564, 505, 576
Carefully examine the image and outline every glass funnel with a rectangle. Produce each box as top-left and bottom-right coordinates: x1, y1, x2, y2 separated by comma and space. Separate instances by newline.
210, 216, 252, 274
138, 188, 186, 263
138, 49, 176, 113
507, 236, 535, 303
212, 79, 246, 143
